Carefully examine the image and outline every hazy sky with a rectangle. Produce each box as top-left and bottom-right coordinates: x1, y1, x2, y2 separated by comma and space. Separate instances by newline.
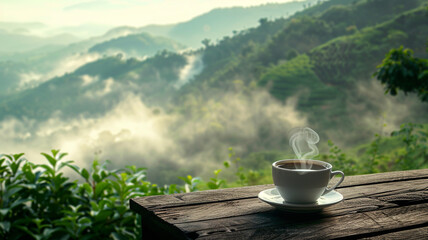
1, 0, 301, 27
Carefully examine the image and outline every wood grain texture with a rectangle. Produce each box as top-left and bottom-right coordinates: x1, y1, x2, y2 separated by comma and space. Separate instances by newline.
189, 203, 428, 239
361, 226, 428, 240
339, 169, 428, 187
172, 190, 428, 237
129, 169, 428, 240
131, 169, 428, 211
138, 178, 428, 223
131, 184, 272, 211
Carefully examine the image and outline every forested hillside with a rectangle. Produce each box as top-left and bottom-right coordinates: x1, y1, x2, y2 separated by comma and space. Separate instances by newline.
176, 0, 428, 144
0, 52, 187, 120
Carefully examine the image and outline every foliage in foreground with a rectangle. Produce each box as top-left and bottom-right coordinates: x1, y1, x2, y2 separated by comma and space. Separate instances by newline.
0, 151, 183, 239
1, 123, 427, 239
322, 123, 428, 175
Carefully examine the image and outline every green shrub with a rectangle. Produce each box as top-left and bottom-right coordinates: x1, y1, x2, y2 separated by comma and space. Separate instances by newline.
390, 123, 428, 170
321, 123, 428, 174
0, 150, 182, 239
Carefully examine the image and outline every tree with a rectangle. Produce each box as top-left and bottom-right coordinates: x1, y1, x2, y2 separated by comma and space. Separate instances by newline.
258, 18, 268, 26
201, 39, 211, 48
374, 46, 428, 102
286, 49, 299, 60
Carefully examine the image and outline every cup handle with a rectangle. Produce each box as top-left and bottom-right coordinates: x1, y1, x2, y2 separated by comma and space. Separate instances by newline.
323, 171, 345, 195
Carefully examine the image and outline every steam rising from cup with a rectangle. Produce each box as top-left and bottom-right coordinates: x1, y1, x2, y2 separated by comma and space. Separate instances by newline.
289, 127, 320, 169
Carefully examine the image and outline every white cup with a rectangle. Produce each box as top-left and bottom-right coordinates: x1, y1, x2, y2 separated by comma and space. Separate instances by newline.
272, 159, 345, 203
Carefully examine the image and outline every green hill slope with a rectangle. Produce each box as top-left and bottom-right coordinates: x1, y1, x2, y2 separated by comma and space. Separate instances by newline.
175, 0, 428, 144
262, 6, 428, 101
0, 52, 186, 120
311, 6, 428, 86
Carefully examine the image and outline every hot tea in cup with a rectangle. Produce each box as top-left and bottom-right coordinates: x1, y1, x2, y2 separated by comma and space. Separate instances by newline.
272, 159, 344, 203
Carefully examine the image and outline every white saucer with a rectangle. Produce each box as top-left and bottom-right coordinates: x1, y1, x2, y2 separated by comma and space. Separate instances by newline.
258, 188, 343, 213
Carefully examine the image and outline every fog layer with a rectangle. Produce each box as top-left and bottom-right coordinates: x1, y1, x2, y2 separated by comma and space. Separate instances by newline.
0, 91, 306, 184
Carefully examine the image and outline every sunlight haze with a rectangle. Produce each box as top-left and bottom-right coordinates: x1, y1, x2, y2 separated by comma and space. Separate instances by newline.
1, 0, 302, 27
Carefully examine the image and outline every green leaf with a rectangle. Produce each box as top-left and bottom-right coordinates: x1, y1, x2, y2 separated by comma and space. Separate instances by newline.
94, 209, 113, 222
39, 164, 55, 177
207, 182, 218, 189
3, 185, 23, 200
95, 182, 110, 197
10, 198, 32, 209
214, 169, 222, 176
81, 168, 90, 180
57, 160, 75, 171
120, 172, 128, 182
100, 170, 108, 179
42, 228, 58, 239
50, 150, 60, 158
93, 173, 101, 183
82, 183, 93, 194
90, 201, 99, 211
23, 165, 35, 182
78, 217, 91, 224
15, 225, 38, 239
126, 165, 137, 174
41, 153, 57, 168
115, 206, 127, 215
0, 209, 9, 217
92, 160, 99, 169
110, 180, 121, 193
58, 152, 68, 160
34, 171, 43, 182
9, 158, 25, 175
223, 161, 230, 168
178, 176, 191, 185
13, 153, 25, 161
0, 221, 11, 232
111, 232, 128, 240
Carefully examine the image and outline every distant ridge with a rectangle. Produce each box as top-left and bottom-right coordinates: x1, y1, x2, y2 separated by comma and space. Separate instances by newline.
106, 0, 318, 48
88, 32, 186, 57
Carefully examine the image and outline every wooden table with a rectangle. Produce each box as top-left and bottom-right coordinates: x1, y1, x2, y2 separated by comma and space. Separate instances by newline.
130, 169, 428, 239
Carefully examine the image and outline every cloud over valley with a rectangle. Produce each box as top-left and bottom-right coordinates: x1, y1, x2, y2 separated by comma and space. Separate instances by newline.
0, 91, 306, 184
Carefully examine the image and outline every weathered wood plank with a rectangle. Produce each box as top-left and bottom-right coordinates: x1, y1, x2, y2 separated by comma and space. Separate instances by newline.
129, 169, 428, 240
148, 179, 428, 223
156, 189, 427, 226
138, 180, 427, 239
131, 184, 271, 213
183, 203, 428, 239
339, 168, 428, 187
340, 178, 428, 200
130, 169, 428, 211
129, 200, 190, 240
154, 196, 396, 225
361, 226, 428, 239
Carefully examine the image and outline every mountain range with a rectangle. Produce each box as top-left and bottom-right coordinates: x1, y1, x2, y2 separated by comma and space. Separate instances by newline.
0, 0, 314, 96
2, 0, 427, 128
